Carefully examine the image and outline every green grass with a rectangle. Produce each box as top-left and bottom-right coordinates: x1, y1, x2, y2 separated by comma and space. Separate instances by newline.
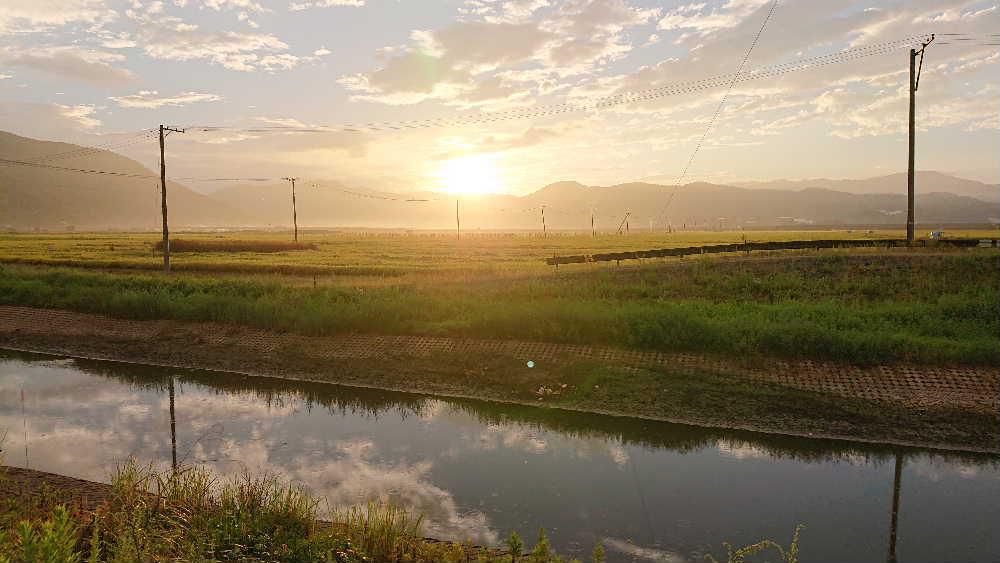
0, 461, 621, 562
1, 244, 998, 365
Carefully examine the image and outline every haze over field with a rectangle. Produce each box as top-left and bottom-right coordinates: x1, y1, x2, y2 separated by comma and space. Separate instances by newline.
0, 0, 998, 205
2, 130, 997, 230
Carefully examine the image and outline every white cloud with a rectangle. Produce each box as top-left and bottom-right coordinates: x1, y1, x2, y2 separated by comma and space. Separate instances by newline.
203, 0, 268, 13
341, 0, 658, 106
289, 0, 365, 11
110, 90, 223, 108
0, 47, 134, 85
55, 104, 101, 128
126, 10, 300, 72
658, 0, 770, 36
313, 46, 332, 56
0, 0, 111, 33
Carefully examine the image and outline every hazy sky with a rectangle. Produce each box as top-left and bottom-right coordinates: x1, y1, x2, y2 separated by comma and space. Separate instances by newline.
1, 0, 997, 194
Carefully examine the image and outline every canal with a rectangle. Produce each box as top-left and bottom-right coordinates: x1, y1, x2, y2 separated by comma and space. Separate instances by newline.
1, 350, 997, 562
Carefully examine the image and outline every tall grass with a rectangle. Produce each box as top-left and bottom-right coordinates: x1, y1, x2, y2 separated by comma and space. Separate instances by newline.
0, 461, 633, 562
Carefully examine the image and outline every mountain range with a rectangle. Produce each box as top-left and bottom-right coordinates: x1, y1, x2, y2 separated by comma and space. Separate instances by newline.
2, 130, 997, 231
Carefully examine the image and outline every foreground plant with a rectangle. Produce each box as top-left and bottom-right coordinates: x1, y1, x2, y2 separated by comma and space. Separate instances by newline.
705, 524, 803, 563
1, 460, 804, 562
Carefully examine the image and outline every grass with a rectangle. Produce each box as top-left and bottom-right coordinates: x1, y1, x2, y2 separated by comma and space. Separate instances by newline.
0, 460, 806, 563
153, 239, 319, 253
4, 229, 987, 280
1, 237, 998, 365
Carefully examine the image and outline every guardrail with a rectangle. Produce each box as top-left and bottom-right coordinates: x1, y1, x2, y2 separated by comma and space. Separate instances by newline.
545, 238, 999, 266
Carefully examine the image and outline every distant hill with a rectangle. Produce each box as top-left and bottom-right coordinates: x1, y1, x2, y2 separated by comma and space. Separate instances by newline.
737, 172, 1000, 203
0, 131, 240, 230
2, 130, 996, 230
518, 181, 998, 230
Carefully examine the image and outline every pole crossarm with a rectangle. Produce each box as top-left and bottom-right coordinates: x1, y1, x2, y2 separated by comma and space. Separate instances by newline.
914, 34, 935, 91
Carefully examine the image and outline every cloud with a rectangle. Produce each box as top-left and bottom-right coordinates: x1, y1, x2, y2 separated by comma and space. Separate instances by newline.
202, 0, 268, 13
288, 0, 365, 11
0, 0, 111, 33
0, 101, 105, 140
110, 90, 223, 108
461, 0, 551, 23
0, 47, 134, 86
342, 1, 657, 106
120, 8, 303, 72
55, 104, 102, 128
658, 0, 771, 36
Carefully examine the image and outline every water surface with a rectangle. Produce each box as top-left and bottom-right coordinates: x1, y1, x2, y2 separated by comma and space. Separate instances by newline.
1, 350, 997, 562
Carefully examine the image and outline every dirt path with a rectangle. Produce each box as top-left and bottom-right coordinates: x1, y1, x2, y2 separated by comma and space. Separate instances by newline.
1, 305, 996, 414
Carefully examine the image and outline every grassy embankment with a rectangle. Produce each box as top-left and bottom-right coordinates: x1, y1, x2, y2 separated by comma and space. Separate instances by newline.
0, 231, 997, 366
0, 461, 802, 563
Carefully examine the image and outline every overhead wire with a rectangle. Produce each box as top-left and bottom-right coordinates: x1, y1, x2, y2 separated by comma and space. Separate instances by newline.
23, 129, 157, 164
179, 34, 931, 136
657, 0, 780, 222
2, 31, 961, 210
0, 157, 158, 179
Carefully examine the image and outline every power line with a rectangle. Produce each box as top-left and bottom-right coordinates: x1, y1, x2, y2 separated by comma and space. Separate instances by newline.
0, 35, 944, 191
0, 157, 157, 179
658, 0, 780, 221
179, 35, 928, 136
23, 130, 156, 164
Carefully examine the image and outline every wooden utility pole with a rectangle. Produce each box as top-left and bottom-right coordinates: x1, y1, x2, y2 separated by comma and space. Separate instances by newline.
158, 125, 184, 272
591, 209, 595, 238
455, 198, 461, 239
541, 205, 547, 238
282, 177, 300, 242
907, 35, 934, 243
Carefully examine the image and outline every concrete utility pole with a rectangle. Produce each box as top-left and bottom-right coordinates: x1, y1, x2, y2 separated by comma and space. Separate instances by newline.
887, 452, 904, 562
169, 376, 177, 473
158, 125, 184, 272
282, 177, 300, 242
907, 35, 934, 243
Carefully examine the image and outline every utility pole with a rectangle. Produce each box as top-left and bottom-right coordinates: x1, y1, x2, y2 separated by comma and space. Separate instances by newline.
591, 209, 595, 238
887, 452, 904, 562
455, 198, 461, 240
282, 177, 300, 242
158, 125, 184, 272
616, 212, 631, 235
169, 376, 177, 473
907, 35, 934, 244
541, 205, 547, 238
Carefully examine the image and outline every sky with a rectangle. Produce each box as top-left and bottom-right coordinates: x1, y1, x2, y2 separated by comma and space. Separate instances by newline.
0, 0, 998, 195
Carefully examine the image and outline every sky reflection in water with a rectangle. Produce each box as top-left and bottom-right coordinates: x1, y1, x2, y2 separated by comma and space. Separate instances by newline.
1, 351, 998, 562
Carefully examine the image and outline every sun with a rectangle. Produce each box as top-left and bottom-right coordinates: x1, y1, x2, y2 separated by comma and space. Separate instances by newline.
436, 154, 504, 195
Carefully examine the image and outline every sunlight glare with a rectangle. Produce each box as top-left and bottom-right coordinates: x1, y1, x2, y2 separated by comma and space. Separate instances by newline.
437, 154, 504, 195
